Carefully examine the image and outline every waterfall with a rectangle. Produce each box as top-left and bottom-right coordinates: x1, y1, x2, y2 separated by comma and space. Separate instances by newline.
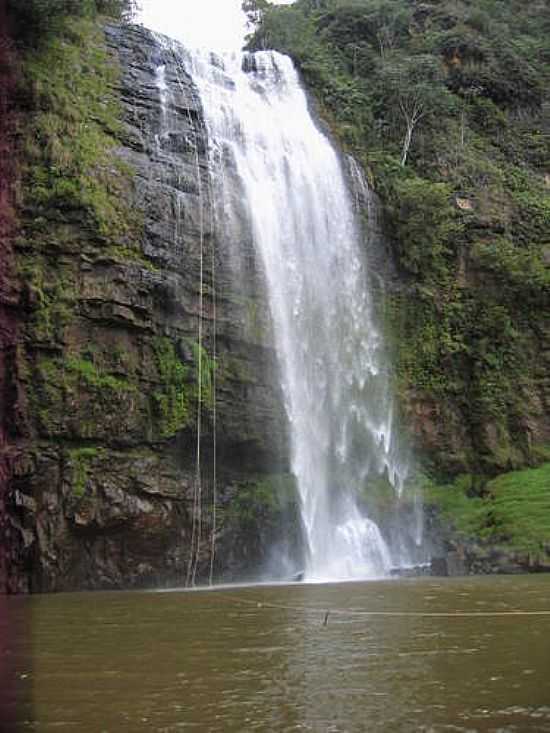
144, 4, 417, 581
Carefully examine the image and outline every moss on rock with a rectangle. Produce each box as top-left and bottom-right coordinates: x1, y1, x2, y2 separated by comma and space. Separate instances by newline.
424, 462, 550, 555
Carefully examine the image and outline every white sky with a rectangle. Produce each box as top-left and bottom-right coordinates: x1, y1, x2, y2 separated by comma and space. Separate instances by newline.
136, 0, 295, 52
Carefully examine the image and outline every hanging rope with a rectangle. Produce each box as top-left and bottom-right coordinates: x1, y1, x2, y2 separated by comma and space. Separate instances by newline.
170, 45, 219, 588
169, 47, 204, 588
190, 106, 205, 588
163, 47, 199, 588
208, 147, 218, 588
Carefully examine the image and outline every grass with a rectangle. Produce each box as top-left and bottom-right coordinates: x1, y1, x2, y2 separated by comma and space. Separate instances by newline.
65, 357, 136, 393
486, 463, 550, 553
68, 446, 101, 498
425, 463, 550, 553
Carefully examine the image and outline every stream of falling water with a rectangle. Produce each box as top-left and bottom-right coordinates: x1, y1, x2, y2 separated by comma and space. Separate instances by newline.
143, 3, 418, 581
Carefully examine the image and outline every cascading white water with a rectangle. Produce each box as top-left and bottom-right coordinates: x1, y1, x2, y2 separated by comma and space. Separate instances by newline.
142, 2, 416, 581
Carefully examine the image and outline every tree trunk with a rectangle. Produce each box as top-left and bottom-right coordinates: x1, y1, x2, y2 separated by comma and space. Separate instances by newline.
400, 122, 414, 166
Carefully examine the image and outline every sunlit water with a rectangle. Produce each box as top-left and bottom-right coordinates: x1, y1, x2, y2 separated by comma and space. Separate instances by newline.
149, 8, 414, 579
8, 576, 550, 731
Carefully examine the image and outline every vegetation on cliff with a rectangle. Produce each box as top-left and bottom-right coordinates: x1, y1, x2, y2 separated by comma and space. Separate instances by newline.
12, 4, 211, 447
249, 0, 550, 555
7, 0, 136, 47
6, 8, 295, 590
424, 463, 550, 561
6, 0, 549, 586
14, 11, 148, 437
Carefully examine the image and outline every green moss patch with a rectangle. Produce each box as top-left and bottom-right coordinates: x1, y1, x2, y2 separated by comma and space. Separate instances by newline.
20, 16, 138, 241
151, 337, 217, 439
152, 338, 190, 439
425, 463, 550, 553
68, 446, 101, 498
65, 356, 136, 393
486, 464, 550, 553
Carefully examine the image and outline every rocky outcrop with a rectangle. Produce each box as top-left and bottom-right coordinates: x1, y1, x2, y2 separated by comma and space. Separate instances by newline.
7, 22, 298, 592
430, 542, 550, 576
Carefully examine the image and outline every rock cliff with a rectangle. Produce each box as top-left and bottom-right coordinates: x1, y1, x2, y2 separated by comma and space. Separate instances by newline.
5, 21, 301, 592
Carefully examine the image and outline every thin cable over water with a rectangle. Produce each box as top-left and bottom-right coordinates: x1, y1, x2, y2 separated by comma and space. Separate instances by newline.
222, 594, 550, 618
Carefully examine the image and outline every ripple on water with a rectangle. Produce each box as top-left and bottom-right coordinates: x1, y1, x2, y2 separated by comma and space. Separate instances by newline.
18, 576, 550, 732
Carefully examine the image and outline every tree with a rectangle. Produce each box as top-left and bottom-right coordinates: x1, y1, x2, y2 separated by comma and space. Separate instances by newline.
368, 0, 411, 60
246, 2, 314, 55
7, 0, 136, 47
378, 55, 457, 166
242, 0, 269, 28
386, 176, 461, 277
317, 1, 411, 59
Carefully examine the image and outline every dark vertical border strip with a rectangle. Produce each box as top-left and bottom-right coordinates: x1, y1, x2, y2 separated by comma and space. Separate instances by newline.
0, 0, 24, 727
0, 0, 21, 596
0, 4, 32, 728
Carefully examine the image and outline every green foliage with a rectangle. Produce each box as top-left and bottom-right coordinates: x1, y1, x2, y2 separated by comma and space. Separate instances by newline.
388, 292, 464, 396
65, 356, 135, 393
68, 447, 100, 498
8, 0, 136, 48
190, 341, 216, 411
152, 338, 190, 440
18, 255, 76, 344
317, 1, 412, 59
32, 357, 66, 435
384, 176, 462, 277
150, 337, 217, 439
15, 12, 150, 444
20, 17, 138, 241
423, 473, 490, 538
248, 2, 315, 54
425, 463, 550, 553
532, 444, 550, 464
472, 238, 549, 304
486, 464, 550, 553
29, 350, 141, 438
375, 54, 457, 165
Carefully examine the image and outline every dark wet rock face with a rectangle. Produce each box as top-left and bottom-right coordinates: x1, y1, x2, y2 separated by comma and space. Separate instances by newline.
0, 8, 25, 593
6, 23, 295, 592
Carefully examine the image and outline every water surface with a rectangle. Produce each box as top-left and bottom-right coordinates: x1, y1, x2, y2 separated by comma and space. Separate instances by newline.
13, 575, 550, 731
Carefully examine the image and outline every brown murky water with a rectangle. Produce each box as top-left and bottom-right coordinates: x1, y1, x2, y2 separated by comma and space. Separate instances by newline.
8, 575, 550, 731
